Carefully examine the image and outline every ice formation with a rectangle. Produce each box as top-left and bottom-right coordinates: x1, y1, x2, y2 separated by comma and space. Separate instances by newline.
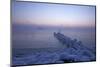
12, 32, 96, 66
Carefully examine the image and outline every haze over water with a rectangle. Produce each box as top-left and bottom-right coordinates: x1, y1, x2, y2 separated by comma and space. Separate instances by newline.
12, 1, 96, 49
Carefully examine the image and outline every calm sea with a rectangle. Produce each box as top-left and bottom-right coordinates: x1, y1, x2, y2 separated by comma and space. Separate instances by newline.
12, 26, 95, 50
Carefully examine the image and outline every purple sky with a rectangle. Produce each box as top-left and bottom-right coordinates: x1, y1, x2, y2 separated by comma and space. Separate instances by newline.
12, 1, 96, 27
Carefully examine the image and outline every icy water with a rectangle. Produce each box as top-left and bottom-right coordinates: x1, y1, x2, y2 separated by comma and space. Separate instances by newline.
12, 26, 96, 66
12, 27, 95, 49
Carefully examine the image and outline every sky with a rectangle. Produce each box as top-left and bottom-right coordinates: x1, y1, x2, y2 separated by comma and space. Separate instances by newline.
12, 1, 96, 27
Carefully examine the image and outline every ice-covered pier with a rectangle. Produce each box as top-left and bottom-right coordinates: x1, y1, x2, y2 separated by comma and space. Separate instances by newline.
54, 32, 95, 60
54, 32, 93, 50
54, 32, 82, 48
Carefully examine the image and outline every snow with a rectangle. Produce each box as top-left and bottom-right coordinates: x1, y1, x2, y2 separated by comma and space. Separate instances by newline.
12, 48, 95, 66
12, 33, 96, 66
